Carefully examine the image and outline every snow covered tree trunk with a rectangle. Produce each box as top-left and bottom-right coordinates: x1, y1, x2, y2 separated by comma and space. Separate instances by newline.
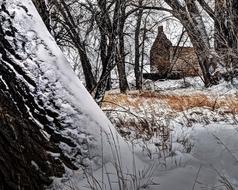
0, 0, 134, 189
0, 3, 68, 189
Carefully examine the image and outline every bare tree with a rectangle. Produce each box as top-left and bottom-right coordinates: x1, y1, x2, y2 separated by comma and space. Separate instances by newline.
49, 0, 130, 103
134, 0, 144, 90
197, 0, 238, 80
36, 0, 238, 91
93, 0, 120, 103
50, 0, 96, 92
163, 0, 217, 86
116, 0, 129, 93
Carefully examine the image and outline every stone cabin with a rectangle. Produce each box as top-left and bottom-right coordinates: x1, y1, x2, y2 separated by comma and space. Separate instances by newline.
144, 26, 200, 80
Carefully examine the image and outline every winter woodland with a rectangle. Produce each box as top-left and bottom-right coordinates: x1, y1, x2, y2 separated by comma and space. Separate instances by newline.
0, 0, 238, 189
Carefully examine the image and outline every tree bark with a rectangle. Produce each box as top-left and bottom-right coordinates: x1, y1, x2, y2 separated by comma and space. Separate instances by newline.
93, 0, 117, 104
196, 0, 238, 81
214, 0, 238, 73
94, 0, 129, 103
214, 0, 238, 50
0, 5, 72, 188
116, 0, 129, 93
134, 0, 143, 90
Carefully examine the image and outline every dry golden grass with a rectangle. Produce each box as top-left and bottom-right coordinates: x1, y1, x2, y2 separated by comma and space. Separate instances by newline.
103, 90, 238, 113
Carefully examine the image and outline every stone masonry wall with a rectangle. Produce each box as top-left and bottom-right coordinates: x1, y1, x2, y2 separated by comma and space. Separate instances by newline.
150, 26, 200, 78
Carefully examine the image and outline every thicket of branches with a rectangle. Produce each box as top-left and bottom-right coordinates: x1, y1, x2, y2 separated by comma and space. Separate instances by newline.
34, 0, 238, 102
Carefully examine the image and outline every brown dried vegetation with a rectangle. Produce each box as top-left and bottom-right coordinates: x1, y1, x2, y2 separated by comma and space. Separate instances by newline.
103, 90, 238, 113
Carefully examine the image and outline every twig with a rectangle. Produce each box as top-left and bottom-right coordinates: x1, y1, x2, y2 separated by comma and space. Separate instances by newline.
192, 165, 202, 190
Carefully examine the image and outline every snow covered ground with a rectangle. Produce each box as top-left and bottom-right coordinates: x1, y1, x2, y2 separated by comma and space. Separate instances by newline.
74, 124, 238, 190
5, 0, 238, 189
98, 79, 238, 190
